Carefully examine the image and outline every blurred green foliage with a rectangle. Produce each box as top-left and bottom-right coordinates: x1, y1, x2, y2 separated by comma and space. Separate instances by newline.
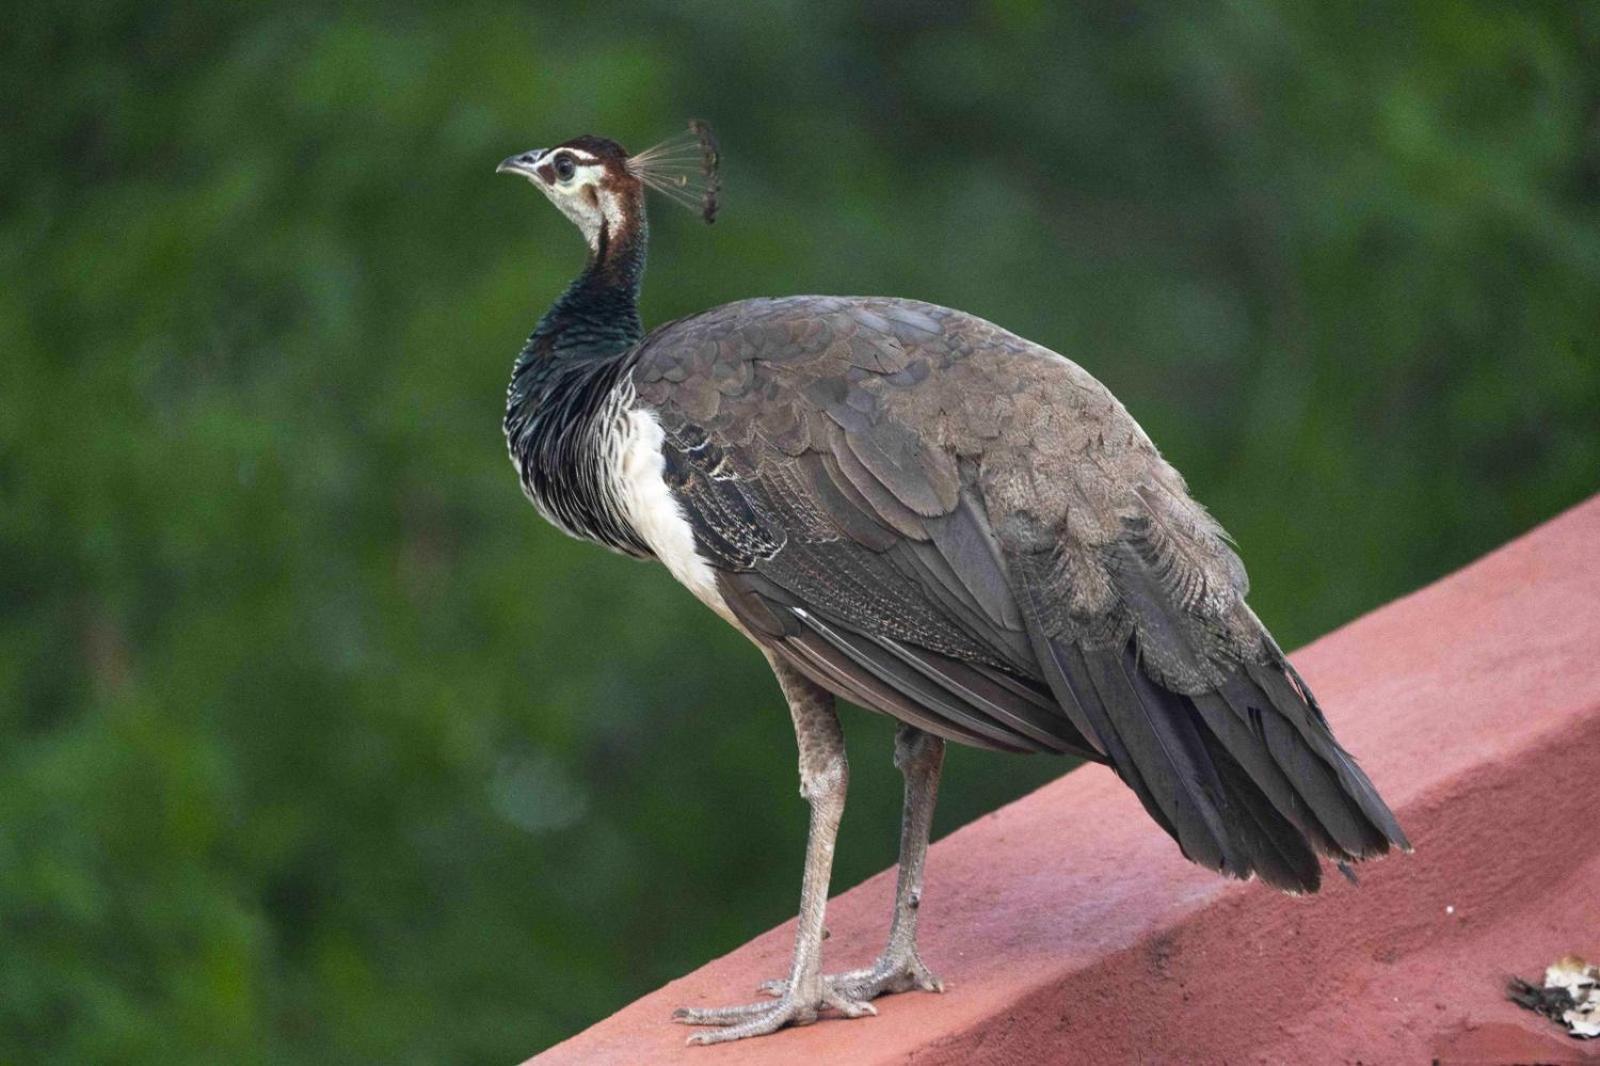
2, 1, 1597, 1062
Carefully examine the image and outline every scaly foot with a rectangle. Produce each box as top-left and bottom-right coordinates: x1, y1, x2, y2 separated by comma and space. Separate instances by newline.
672, 984, 877, 1045
758, 950, 944, 1002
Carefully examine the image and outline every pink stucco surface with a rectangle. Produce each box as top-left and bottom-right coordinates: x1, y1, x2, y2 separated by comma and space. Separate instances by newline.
529, 496, 1600, 1065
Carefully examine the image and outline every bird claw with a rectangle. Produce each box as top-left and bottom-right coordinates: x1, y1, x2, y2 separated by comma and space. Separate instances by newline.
757, 951, 944, 1002
673, 986, 876, 1044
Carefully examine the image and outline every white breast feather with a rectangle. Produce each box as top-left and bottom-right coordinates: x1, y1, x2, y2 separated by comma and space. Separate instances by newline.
617, 406, 737, 625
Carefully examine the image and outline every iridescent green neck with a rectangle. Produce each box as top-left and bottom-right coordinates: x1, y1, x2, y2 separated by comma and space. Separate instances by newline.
524, 212, 647, 368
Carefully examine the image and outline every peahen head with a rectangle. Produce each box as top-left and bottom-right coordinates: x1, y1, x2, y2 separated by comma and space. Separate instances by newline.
498, 122, 720, 254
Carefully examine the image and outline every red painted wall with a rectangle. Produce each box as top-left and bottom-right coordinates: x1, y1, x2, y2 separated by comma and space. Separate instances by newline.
530, 497, 1600, 1065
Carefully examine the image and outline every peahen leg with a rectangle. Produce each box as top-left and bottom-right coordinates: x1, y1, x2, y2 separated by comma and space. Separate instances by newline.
672, 656, 876, 1044
761, 722, 946, 1002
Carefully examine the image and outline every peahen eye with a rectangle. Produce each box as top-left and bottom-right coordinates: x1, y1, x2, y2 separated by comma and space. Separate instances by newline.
553, 153, 576, 182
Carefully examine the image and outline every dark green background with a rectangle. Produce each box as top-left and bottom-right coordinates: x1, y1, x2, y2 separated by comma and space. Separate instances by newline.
4, 2, 1596, 1062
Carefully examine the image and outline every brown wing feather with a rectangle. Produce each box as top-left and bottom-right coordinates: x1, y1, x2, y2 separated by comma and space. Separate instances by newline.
634, 295, 1406, 888
638, 297, 1097, 753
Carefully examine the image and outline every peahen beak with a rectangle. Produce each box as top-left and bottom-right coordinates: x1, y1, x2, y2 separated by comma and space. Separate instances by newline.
496, 149, 546, 178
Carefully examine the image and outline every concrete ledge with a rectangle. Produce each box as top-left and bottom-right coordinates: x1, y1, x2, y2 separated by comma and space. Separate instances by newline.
530, 497, 1600, 1064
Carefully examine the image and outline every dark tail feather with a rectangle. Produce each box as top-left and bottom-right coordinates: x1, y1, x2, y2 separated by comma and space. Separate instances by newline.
1025, 629, 1406, 892
1247, 661, 1411, 853
1024, 626, 1188, 859
1204, 739, 1323, 891
1081, 642, 1241, 875
1190, 690, 1345, 860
